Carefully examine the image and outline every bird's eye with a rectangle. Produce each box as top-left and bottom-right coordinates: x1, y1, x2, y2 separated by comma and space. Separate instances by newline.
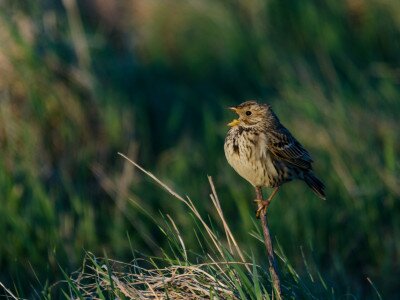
245, 111, 252, 116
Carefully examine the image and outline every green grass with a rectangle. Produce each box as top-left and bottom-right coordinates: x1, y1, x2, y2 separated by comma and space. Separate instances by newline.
45, 161, 340, 299
0, 0, 399, 298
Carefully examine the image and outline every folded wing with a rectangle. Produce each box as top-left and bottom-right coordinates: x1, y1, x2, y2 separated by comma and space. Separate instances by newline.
267, 126, 313, 170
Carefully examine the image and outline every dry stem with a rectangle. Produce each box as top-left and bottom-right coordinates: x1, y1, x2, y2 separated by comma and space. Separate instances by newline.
255, 187, 282, 299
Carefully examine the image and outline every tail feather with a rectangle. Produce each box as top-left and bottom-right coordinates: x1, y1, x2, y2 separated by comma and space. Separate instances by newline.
305, 172, 326, 200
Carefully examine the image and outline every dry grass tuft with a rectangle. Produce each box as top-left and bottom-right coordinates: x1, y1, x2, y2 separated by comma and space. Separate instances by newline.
71, 256, 243, 299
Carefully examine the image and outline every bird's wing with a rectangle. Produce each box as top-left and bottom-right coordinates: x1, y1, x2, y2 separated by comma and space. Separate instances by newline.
267, 127, 313, 169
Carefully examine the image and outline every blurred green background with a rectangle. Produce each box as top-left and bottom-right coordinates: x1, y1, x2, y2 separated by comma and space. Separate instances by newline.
0, 0, 399, 298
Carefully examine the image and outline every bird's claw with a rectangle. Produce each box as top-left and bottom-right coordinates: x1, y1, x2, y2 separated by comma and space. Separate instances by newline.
254, 199, 269, 219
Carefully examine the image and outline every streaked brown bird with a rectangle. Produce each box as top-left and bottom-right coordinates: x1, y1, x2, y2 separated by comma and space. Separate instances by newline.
224, 101, 325, 218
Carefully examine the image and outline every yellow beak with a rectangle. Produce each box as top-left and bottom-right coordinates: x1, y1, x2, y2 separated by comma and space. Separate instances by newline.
228, 119, 240, 127
227, 106, 239, 127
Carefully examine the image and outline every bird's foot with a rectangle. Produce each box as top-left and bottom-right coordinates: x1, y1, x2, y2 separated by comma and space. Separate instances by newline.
254, 199, 270, 219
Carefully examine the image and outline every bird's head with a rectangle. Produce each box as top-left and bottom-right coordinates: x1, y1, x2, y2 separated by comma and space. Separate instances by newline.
227, 101, 270, 128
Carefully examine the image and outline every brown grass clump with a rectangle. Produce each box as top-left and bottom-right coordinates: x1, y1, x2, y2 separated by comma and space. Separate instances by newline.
70, 256, 242, 300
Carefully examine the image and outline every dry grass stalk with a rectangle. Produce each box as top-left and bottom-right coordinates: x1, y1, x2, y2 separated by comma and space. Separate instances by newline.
0, 281, 18, 300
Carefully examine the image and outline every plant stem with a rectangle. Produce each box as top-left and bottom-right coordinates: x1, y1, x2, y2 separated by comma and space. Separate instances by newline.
255, 187, 282, 299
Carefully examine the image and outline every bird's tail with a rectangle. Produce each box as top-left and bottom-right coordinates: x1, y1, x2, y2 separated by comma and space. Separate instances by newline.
304, 172, 326, 200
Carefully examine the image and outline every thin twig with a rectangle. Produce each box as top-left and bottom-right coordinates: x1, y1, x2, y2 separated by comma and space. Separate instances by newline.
255, 187, 282, 299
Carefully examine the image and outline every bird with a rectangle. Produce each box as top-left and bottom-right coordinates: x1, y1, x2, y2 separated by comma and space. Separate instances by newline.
224, 100, 325, 218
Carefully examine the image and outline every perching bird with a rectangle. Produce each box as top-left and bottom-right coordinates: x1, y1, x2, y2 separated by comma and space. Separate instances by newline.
224, 101, 325, 218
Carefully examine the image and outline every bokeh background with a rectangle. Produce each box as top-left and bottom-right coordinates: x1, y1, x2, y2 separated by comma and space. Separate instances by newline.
1, 0, 399, 298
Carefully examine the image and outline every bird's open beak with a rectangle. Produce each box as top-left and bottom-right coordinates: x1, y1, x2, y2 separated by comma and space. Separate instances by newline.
227, 119, 240, 127
227, 106, 240, 126
228, 107, 238, 113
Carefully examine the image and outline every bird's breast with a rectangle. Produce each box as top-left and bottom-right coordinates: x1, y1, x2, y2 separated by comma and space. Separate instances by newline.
224, 128, 278, 187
